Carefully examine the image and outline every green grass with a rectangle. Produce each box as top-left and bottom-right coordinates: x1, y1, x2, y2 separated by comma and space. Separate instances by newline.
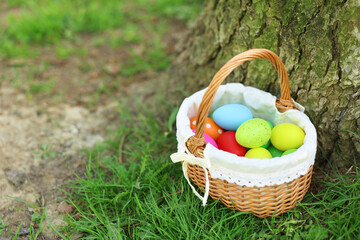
5, 197, 47, 239
57, 97, 360, 239
4, 0, 359, 238
0, 218, 10, 236
1, 0, 203, 107
1, 0, 203, 59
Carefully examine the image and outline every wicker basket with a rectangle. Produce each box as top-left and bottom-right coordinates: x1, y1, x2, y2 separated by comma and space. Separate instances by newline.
177, 49, 314, 218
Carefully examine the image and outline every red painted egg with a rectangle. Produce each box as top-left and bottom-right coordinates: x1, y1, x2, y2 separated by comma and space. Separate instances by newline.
190, 116, 223, 141
217, 131, 246, 157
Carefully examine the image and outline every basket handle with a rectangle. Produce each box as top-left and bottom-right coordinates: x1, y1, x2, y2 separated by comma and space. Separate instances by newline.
187, 48, 296, 157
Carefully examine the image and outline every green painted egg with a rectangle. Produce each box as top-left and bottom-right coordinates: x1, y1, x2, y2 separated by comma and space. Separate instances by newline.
245, 148, 272, 159
271, 123, 305, 151
281, 148, 297, 156
260, 140, 271, 148
266, 120, 274, 129
235, 118, 271, 148
267, 145, 284, 157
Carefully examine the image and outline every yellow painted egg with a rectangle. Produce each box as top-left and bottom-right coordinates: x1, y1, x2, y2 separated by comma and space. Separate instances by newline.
245, 148, 272, 159
235, 118, 271, 148
271, 123, 305, 151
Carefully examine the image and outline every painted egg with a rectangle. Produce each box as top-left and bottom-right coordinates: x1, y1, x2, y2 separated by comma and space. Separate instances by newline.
267, 145, 284, 157
217, 131, 246, 156
260, 140, 271, 148
260, 121, 273, 148
259, 119, 274, 149
271, 123, 305, 151
212, 104, 253, 131
266, 120, 274, 129
245, 148, 272, 159
192, 129, 218, 148
281, 148, 297, 156
235, 118, 272, 148
190, 116, 223, 141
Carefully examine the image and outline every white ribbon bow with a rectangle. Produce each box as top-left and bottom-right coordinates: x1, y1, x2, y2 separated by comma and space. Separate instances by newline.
170, 149, 211, 206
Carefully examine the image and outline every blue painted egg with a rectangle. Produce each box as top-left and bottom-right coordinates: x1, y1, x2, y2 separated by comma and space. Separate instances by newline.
213, 104, 253, 131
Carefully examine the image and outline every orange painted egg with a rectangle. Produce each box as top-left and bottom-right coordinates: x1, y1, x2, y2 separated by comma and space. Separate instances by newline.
190, 116, 224, 141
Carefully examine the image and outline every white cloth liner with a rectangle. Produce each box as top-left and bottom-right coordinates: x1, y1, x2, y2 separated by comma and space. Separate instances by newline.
170, 83, 317, 205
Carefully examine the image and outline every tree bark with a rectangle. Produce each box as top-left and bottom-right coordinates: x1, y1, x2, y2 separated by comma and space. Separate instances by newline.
163, 0, 360, 166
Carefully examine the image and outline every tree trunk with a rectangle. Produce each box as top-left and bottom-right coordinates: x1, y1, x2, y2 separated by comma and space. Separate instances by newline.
163, 0, 360, 166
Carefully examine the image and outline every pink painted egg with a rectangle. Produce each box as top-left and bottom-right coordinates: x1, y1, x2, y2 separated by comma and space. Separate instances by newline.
192, 129, 218, 148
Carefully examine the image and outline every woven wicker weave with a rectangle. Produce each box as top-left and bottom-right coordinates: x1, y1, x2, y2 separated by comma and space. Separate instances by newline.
185, 49, 313, 218
187, 164, 313, 218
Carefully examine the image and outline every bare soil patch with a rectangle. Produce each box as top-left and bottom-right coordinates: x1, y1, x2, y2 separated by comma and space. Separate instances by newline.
0, 19, 186, 238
